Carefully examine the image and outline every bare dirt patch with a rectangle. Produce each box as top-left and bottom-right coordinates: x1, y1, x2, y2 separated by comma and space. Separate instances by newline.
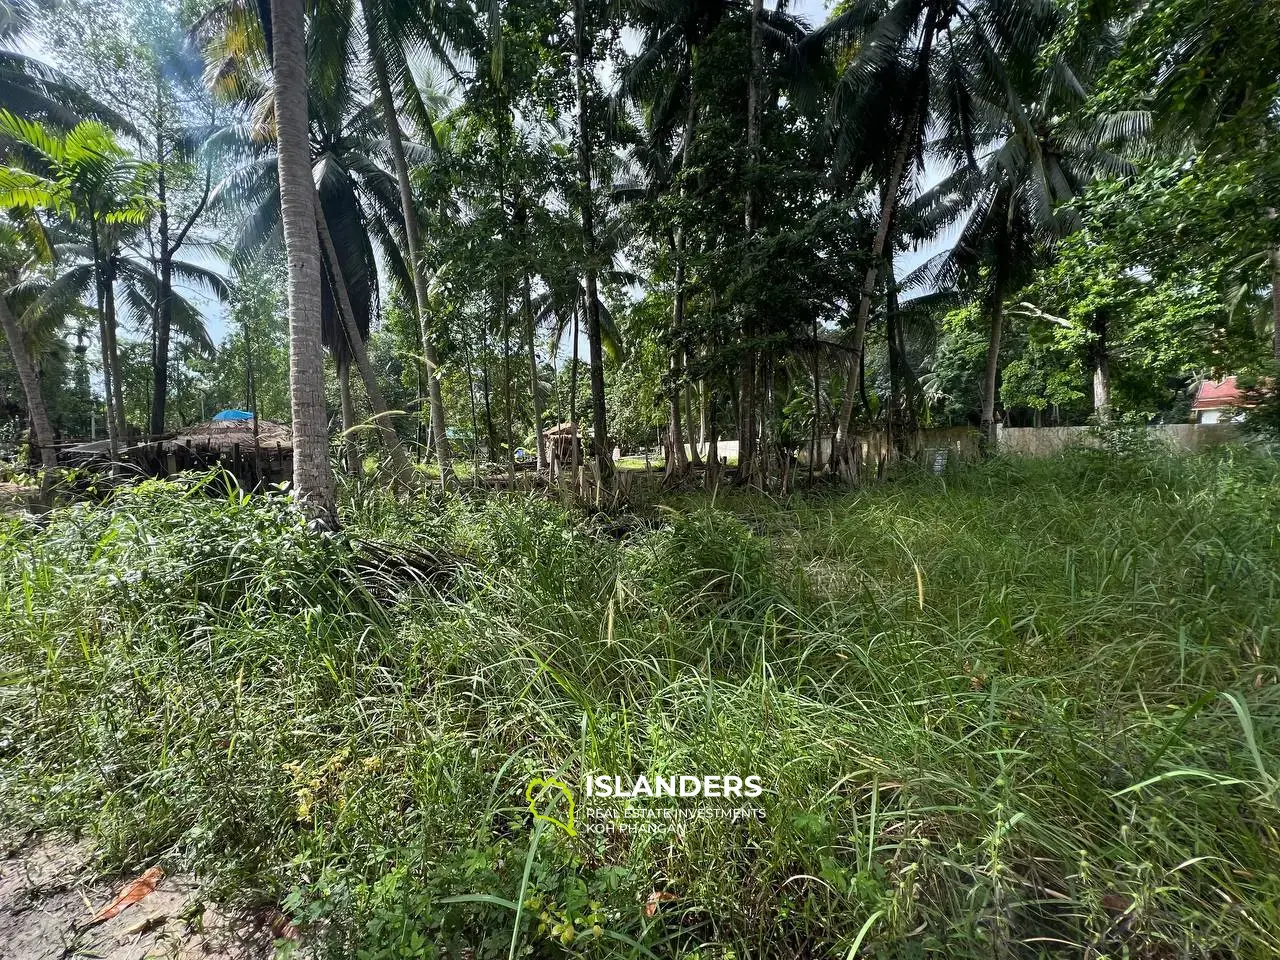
0, 836, 291, 960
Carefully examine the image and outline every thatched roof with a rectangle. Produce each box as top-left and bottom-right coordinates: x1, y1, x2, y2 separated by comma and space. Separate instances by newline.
170, 417, 292, 451
542, 421, 582, 438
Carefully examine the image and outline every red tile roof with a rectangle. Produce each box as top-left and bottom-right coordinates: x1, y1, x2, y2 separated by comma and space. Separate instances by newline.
1191, 377, 1247, 411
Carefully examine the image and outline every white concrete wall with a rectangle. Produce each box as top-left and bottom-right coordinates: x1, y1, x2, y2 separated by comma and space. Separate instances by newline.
997, 423, 1244, 457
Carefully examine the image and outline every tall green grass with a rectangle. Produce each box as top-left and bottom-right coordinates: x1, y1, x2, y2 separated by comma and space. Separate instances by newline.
1, 450, 1278, 958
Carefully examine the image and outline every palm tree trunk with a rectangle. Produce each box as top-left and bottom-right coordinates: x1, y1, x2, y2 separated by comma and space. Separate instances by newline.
809, 317, 819, 485
570, 296, 581, 476
150, 150, 170, 438
667, 233, 690, 478
1271, 244, 1280, 363
272, 0, 337, 520
834, 17, 937, 476
574, 0, 611, 479
699, 379, 707, 448
685, 355, 703, 468
462, 331, 481, 483
522, 270, 546, 469
744, 0, 763, 233
668, 234, 690, 477
979, 296, 1004, 453
666, 348, 689, 478
739, 0, 764, 488
481, 334, 495, 462
886, 262, 909, 458
668, 58, 699, 480
0, 294, 57, 476
315, 198, 412, 487
103, 265, 127, 443
705, 378, 720, 491
89, 222, 118, 461
738, 364, 756, 484
338, 357, 361, 475
360, 0, 452, 489
89, 217, 123, 459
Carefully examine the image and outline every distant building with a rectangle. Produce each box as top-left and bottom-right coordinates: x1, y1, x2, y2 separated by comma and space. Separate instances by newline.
1191, 377, 1254, 424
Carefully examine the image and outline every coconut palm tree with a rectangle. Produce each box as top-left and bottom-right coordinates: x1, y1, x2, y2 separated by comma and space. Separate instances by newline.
0, 0, 130, 129
0, 112, 151, 457
205, 10, 415, 486
356, 0, 479, 487
804, 0, 1060, 476
18, 232, 225, 401
906, 43, 1140, 446
269, 0, 336, 518
0, 216, 57, 477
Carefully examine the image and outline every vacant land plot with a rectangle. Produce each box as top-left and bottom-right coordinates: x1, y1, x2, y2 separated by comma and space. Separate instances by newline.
2, 451, 1278, 958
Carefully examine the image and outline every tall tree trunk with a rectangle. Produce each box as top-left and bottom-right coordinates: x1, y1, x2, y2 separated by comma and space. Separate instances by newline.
668, 59, 699, 480
667, 232, 689, 478
834, 17, 937, 475
666, 349, 689, 478
522, 270, 546, 469
360, 0, 451, 487
1271, 244, 1280, 363
570, 296, 581, 475
89, 219, 119, 461
979, 295, 1004, 453
886, 262, 908, 458
809, 318, 819, 485
666, 236, 689, 479
759, 355, 773, 485
738, 364, 756, 484
315, 198, 412, 487
705, 378, 720, 491
150, 146, 171, 438
500, 288, 516, 483
574, 0, 611, 478
338, 357, 361, 475
150, 157, 210, 438
739, 0, 764, 487
1092, 312, 1112, 423
462, 332, 481, 483
685, 355, 703, 468
0, 295, 57, 476
744, 0, 763, 233
243, 303, 258, 418
481, 333, 495, 463
103, 262, 127, 443
272, 0, 337, 520
699, 378, 708, 447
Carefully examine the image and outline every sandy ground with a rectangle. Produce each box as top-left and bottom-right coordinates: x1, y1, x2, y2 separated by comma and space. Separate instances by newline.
0, 836, 292, 960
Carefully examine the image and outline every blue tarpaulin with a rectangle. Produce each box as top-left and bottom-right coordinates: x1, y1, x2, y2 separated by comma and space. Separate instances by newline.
212, 410, 255, 422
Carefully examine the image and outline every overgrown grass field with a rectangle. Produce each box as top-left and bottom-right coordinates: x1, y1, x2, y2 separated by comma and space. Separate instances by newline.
2, 451, 1278, 958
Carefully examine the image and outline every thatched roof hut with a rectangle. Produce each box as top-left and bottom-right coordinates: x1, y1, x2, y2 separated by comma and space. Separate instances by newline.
170, 416, 292, 452
542, 421, 583, 466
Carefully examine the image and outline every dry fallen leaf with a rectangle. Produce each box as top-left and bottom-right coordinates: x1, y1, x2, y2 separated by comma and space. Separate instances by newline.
90, 865, 164, 925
